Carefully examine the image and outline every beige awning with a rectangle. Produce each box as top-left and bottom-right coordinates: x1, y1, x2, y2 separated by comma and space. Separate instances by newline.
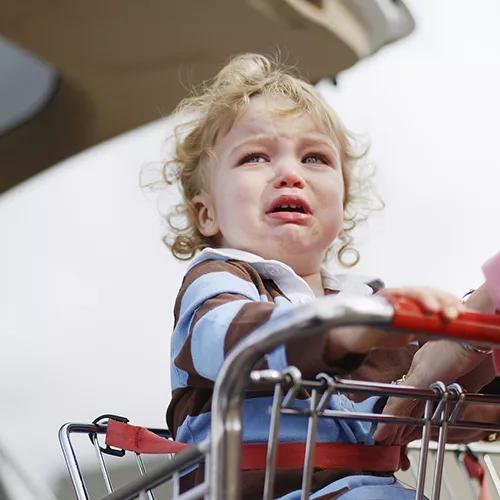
0, 0, 414, 192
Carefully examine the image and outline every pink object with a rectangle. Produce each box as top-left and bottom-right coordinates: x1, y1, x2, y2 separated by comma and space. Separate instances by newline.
483, 252, 500, 309
482, 252, 500, 374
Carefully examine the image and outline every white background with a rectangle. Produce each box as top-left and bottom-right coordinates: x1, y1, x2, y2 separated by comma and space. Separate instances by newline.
1, 0, 499, 495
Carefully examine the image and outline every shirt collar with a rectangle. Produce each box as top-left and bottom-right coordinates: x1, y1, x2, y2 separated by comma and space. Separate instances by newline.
189, 247, 375, 304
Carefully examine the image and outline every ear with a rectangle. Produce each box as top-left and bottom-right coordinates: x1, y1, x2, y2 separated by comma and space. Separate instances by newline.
191, 193, 219, 237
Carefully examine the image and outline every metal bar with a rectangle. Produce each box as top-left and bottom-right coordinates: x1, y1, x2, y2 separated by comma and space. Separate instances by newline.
91, 434, 114, 494
262, 383, 284, 500
430, 383, 450, 500
315, 373, 336, 413
209, 294, 396, 500
280, 407, 500, 434
447, 421, 500, 433
483, 454, 500, 497
328, 379, 440, 400
58, 423, 97, 500
101, 442, 208, 500
253, 370, 500, 408
172, 472, 180, 499
300, 389, 319, 500
134, 454, 155, 500
281, 367, 303, 408
204, 450, 210, 500
455, 393, 500, 405
283, 408, 429, 426
177, 482, 209, 500
415, 400, 433, 500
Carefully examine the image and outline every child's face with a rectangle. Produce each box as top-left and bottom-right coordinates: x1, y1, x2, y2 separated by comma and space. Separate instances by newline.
194, 95, 344, 274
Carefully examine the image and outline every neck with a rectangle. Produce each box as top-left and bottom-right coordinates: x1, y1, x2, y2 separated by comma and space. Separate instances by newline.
301, 272, 324, 297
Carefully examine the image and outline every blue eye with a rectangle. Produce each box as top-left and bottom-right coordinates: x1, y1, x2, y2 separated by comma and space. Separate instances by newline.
239, 153, 268, 165
303, 154, 328, 165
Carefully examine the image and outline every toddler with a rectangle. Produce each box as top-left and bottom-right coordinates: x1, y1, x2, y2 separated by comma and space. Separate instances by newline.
163, 54, 463, 499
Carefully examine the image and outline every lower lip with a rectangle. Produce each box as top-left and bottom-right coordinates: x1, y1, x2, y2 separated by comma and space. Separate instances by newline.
266, 212, 310, 223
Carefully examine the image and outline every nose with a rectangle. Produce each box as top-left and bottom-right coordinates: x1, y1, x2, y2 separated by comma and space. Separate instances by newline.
273, 162, 305, 189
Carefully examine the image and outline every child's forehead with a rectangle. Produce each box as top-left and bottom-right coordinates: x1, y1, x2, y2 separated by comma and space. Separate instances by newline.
220, 95, 335, 145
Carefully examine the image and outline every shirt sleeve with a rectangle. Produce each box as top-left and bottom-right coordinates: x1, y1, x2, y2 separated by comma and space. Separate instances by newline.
171, 259, 366, 390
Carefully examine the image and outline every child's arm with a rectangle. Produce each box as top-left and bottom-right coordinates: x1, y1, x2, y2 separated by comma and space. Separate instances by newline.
172, 259, 361, 389
172, 261, 463, 390
324, 286, 465, 364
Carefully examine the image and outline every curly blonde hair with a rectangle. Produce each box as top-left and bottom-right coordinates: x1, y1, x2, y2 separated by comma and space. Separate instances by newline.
158, 53, 380, 266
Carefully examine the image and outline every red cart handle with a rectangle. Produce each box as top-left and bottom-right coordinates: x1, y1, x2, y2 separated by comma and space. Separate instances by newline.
385, 293, 500, 346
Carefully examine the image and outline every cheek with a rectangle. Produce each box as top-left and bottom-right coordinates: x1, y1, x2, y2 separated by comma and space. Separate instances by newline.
321, 175, 344, 205
214, 175, 258, 226
226, 171, 263, 203
318, 177, 345, 227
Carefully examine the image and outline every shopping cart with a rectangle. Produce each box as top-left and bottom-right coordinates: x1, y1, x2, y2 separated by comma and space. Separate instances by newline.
59, 293, 500, 499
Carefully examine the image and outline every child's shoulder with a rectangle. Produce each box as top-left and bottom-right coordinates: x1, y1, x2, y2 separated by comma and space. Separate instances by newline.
185, 249, 260, 283
174, 249, 267, 314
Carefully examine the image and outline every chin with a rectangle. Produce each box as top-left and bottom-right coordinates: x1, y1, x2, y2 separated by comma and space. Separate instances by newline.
264, 240, 325, 267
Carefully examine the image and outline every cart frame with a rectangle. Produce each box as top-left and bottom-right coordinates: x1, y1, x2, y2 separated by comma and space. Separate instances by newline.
59, 294, 500, 499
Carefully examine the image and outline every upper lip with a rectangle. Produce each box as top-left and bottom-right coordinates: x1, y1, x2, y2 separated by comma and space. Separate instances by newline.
266, 194, 312, 214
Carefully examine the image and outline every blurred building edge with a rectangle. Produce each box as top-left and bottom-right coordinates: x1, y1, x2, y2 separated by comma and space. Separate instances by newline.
0, 36, 59, 136
0, 0, 415, 194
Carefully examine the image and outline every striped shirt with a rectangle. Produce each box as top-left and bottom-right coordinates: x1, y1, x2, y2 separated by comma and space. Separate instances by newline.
166, 248, 414, 498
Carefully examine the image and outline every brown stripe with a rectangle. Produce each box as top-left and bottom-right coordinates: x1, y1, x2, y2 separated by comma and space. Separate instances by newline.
263, 277, 289, 301
224, 301, 275, 356
227, 260, 272, 295
173, 259, 256, 324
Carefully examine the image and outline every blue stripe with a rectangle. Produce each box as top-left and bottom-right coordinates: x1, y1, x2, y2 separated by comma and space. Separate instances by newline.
278, 476, 414, 500
191, 299, 250, 380
175, 395, 380, 445
171, 271, 261, 390
265, 345, 288, 371
179, 271, 260, 319
264, 296, 295, 370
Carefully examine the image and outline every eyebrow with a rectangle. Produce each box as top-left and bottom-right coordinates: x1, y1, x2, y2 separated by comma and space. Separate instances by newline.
299, 133, 339, 151
227, 134, 274, 154
228, 133, 339, 157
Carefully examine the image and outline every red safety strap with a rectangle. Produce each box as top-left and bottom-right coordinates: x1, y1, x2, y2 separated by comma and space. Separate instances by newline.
463, 450, 492, 500
239, 441, 401, 471
106, 419, 189, 454
105, 419, 401, 472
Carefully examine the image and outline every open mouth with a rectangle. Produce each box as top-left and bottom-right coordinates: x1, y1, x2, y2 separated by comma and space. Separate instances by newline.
267, 196, 311, 215
272, 204, 307, 214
